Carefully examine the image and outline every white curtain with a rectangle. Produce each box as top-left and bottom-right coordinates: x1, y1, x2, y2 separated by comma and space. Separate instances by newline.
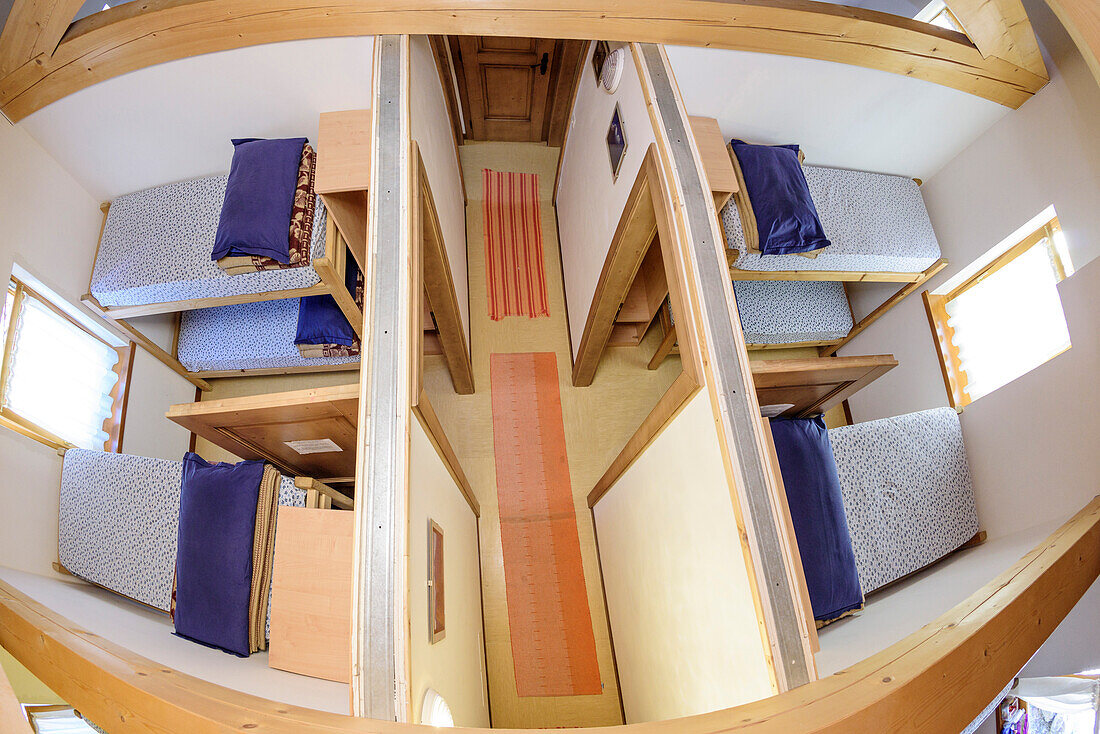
4, 293, 119, 450
946, 242, 1071, 402
1016, 677, 1100, 734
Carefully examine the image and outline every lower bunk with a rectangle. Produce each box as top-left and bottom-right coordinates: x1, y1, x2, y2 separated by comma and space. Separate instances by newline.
767, 406, 982, 629
56, 448, 353, 675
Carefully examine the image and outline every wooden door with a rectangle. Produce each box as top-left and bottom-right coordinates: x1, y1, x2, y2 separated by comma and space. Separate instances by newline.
456, 36, 558, 142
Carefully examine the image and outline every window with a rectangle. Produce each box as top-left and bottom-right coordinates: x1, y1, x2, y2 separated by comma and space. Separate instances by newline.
0, 277, 134, 451
914, 0, 966, 33
23, 704, 101, 733
924, 210, 1074, 409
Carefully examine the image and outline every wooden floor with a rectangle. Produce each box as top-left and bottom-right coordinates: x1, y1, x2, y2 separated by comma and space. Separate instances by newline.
423, 142, 681, 729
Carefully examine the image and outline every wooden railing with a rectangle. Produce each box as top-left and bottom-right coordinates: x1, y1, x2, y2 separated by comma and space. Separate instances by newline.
0, 496, 1097, 733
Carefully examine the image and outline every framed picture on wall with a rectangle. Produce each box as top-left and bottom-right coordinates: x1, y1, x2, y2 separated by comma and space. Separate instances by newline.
428, 519, 445, 643
607, 103, 627, 182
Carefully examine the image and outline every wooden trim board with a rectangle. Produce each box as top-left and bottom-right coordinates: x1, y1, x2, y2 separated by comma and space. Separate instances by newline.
751, 355, 898, 418
0, 0, 1047, 121
1, 496, 1096, 733
415, 143, 474, 394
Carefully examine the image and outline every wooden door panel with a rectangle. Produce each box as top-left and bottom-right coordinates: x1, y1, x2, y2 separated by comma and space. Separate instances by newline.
457, 36, 556, 142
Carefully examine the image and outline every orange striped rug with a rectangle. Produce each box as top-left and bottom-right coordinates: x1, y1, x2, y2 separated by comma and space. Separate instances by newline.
482, 169, 550, 321
489, 352, 602, 697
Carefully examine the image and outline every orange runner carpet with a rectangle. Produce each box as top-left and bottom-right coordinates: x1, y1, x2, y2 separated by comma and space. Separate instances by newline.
482, 169, 550, 321
489, 352, 602, 697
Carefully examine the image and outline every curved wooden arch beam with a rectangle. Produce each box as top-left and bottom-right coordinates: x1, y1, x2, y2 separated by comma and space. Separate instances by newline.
0, 497, 1096, 733
1044, 0, 1100, 87
0, 0, 1047, 120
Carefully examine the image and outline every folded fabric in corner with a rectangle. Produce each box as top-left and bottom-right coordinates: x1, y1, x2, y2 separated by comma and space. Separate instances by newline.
729, 139, 831, 256
249, 464, 281, 652
295, 258, 363, 359
217, 144, 317, 275
769, 416, 863, 627
173, 453, 264, 657
212, 137, 308, 264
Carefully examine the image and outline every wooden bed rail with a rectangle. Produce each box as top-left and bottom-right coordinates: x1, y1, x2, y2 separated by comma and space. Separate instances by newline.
1, 495, 1096, 733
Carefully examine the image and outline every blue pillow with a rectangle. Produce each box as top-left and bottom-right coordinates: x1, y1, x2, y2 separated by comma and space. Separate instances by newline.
295, 258, 361, 346
212, 137, 307, 264
730, 139, 831, 255
769, 417, 863, 625
173, 453, 264, 657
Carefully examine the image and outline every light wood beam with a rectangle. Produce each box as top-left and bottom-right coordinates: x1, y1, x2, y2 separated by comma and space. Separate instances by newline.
1044, 0, 1100, 87
572, 146, 658, 388
0, 0, 84, 77
1, 497, 1096, 733
819, 258, 948, 357
415, 144, 474, 395
946, 0, 1047, 77
0, 0, 1048, 121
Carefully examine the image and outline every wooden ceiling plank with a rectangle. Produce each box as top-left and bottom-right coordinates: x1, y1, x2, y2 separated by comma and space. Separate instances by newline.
1044, 0, 1100, 88
0, 0, 1049, 120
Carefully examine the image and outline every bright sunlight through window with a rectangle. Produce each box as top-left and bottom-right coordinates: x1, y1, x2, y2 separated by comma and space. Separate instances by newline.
924, 209, 1074, 408
0, 279, 124, 450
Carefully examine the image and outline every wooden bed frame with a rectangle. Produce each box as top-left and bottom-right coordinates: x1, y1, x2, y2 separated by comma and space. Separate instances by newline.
81, 207, 364, 390
648, 255, 946, 365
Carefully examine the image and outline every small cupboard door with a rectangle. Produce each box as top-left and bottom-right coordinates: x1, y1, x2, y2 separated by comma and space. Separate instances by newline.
456, 36, 557, 142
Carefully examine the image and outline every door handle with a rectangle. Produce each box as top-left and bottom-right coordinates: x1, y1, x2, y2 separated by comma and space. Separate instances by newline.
530, 52, 549, 75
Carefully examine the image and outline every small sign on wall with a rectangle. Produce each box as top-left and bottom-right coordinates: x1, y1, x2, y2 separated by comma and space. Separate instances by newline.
607, 103, 627, 182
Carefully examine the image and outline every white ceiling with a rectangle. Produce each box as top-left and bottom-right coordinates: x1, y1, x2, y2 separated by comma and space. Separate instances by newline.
666, 45, 1010, 181
19, 37, 375, 201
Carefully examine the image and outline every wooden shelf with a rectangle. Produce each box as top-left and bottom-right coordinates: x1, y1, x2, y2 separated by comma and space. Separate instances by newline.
316, 110, 371, 269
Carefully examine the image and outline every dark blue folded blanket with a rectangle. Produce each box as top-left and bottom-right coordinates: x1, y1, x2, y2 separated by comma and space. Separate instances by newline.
173, 453, 263, 657
212, 137, 307, 264
730, 139, 831, 255
769, 417, 863, 625
295, 258, 361, 347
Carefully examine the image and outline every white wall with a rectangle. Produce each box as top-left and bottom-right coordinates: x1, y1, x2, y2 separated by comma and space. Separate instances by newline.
410, 35, 470, 351
666, 45, 1009, 181
841, 0, 1100, 541
557, 43, 657, 361
19, 37, 376, 201
408, 418, 489, 728
593, 392, 774, 723
0, 118, 195, 578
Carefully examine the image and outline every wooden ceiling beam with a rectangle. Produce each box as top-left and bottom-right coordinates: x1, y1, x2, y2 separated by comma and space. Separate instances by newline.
1044, 0, 1100, 89
0, 0, 85, 77
945, 0, 1048, 78
0, 0, 1049, 121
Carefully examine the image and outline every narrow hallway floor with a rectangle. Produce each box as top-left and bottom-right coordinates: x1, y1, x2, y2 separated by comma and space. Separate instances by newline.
422, 141, 681, 728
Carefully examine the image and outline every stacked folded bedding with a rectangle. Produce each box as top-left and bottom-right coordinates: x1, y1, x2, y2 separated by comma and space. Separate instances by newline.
769, 416, 864, 627
733, 280, 852, 345
722, 139, 940, 274
295, 258, 363, 358
58, 449, 306, 655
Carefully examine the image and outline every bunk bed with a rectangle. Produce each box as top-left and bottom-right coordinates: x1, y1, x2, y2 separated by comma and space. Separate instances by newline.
719, 141, 948, 356
764, 406, 983, 629
56, 448, 351, 617
77, 122, 373, 390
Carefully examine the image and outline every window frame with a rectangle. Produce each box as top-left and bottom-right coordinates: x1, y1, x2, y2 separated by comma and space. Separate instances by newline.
923, 216, 1071, 410
0, 277, 135, 452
